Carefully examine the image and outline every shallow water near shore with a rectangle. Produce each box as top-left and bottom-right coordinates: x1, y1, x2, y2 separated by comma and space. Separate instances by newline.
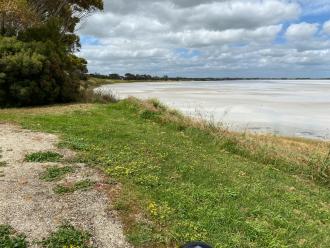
97, 80, 330, 140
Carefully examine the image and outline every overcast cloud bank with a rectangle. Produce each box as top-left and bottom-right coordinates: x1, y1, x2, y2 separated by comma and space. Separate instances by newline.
78, 0, 330, 77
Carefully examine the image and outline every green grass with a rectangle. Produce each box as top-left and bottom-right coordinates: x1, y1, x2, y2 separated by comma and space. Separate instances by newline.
25, 151, 63, 163
0, 224, 92, 248
0, 99, 329, 248
53, 185, 73, 194
74, 179, 95, 190
54, 179, 95, 194
39, 166, 74, 182
40, 224, 93, 248
0, 225, 27, 248
0, 161, 7, 167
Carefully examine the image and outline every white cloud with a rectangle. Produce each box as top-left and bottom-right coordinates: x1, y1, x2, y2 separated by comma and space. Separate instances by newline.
323, 20, 330, 34
76, 0, 330, 77
285, 22, 319, 40
81, 0, 299, 36
163, 25, 282, 47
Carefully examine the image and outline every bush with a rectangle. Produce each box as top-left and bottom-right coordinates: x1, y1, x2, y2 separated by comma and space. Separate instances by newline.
0, 35, 86, 107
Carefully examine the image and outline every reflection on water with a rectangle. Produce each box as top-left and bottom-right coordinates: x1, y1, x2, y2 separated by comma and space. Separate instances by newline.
97, 80, 330, 140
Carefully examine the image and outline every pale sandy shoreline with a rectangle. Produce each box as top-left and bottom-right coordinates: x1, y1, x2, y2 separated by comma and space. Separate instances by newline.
96, 80, 330, 140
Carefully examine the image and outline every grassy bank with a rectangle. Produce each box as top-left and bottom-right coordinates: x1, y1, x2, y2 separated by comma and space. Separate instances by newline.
81, 77, 160, 89
81, 76, 182, 91
0, 99, 329, 248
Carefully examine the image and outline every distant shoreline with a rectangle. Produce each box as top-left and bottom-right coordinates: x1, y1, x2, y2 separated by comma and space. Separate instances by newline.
85, 76, 330, 90
89, 73, 330, 82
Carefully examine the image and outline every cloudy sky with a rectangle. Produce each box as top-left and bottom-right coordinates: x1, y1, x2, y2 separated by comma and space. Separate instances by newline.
78, 0, 330, 77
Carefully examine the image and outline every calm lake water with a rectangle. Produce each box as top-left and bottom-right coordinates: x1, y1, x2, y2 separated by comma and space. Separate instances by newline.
97, 80, 330, 140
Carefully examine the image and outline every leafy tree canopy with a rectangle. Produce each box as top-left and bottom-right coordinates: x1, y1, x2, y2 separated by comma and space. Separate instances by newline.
27, 0, 104, 32
1, 0, 103, 35
0, 0, 103, 107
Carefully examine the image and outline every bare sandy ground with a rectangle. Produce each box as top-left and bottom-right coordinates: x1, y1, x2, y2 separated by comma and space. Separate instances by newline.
0, 123, 131, 247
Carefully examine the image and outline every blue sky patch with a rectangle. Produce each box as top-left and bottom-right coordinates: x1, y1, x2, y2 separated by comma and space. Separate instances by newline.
175, 48, 202, 58
80, 35, 100, 46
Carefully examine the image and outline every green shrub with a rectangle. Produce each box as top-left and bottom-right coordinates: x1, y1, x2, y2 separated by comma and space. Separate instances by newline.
0, 34, 86, 107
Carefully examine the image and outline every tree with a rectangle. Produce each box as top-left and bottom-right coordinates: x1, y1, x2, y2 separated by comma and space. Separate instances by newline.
0, 0, 38, 36
108, 73, 122, 80
0, 35, 87, 107
27, 0, 103, 33
125, 73, 136, 80
0, 0, 103, 107
1, 0, 104, 36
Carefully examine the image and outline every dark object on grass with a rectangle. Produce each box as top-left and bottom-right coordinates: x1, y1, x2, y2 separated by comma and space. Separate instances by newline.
181, 241, 213, 248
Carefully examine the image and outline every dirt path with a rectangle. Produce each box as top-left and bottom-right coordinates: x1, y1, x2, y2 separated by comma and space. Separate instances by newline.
0, 123, 131, 247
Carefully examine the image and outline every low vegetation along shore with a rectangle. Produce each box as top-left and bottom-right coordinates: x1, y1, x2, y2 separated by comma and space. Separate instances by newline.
0, 98, 329, 247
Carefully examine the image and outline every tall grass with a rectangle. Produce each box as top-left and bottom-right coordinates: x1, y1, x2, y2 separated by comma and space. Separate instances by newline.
130, 97, 330, 185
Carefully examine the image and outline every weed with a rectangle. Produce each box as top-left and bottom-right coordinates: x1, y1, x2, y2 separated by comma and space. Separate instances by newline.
0, 148, 6, 167
149, 98, 166, 111
53, 185, 73, 194
139, 109, 159, 120
311, 149, 330, 184
0, 161, 7, 167
40, 224, 93, 248
54, 179, 95, 194
0, 225, 27, 248
74, 179, 95, 191
40, 166, 74, 182
25, 151, 63, 163
82, 89, 118, 104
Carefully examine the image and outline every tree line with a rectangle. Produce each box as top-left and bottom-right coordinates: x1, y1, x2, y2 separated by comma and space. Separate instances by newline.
0, 0, 103, 107
90, 73, 224, 81
90, 73, 327, 82
90, 73, 170, 81
89, 73, 251, 81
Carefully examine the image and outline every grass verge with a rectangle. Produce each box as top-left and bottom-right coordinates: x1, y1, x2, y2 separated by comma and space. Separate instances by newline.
0, 98, 329, 247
